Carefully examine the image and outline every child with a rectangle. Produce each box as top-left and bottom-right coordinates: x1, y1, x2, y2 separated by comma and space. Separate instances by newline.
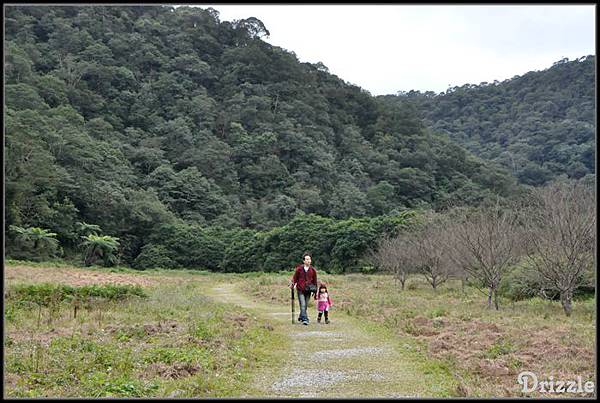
315, 283, 333, 324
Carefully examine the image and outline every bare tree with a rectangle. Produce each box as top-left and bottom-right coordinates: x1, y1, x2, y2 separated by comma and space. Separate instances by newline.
406, 223, 456, 291
443, 203, 524, 309
522, 180, 596, 316
369, 235, 414, 290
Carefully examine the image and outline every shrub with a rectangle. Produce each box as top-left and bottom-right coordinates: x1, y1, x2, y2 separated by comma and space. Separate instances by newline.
499, 261, 595, 302
407, 282, 418, 290
148, 223, 225, 271
482, 338, 514, 359
132, 244, 177, 270
427, 307, 448, 318
7, 283, 147, 307
8, 226, 62, 261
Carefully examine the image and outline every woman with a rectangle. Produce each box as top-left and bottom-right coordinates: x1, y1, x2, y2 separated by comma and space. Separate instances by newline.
289, 252, 318, 325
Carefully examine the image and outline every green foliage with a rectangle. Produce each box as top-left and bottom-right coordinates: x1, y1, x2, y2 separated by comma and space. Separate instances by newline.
132, 243, 177, 270
427, 307, 449, 319
4, 277, 284, 397
6, 5, 586, 274
482, 338, 514, 359
80, 234, 120, 267
499, 259, 595, 302
8, 225, 61, 261
133, 212, 414, 273
146, 223, 226, 270
220, 228, 263, 272
76, 221, 102, 237
391, 56, 596, 186
7, 283, 147, 307
4, 5, 523, 263
259, 212, 413, 272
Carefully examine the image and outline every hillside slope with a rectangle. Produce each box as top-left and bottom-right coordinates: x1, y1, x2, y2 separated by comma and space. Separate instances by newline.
6, 5, 526, 265
382, 56, 595, 186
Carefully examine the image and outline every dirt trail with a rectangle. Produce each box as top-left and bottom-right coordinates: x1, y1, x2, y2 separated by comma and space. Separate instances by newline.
207, 282, 452, 398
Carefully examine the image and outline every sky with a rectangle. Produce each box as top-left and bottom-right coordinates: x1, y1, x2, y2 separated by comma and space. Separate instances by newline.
183, 4, 595, 96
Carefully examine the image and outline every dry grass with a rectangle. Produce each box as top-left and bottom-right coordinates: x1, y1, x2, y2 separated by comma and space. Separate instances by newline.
4, 262, 595, 398
241, 271, 596, 398
3, 264, 177, 288
4, 263, 286, 398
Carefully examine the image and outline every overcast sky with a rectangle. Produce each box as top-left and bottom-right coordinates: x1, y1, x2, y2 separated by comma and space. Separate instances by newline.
183, 4, 595, 96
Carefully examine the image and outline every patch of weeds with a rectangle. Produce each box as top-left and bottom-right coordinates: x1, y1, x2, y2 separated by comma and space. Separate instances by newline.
7, 283, 147, 308
421, 359, 453, 378
237, 271, 265, 279
507, 356, 523, 370
402, 321, 418, 336
49, 335, 98, 354
84, 372, 159, 397
482, 338, 514, 359
132, 324, 153, 339
143, 347, 180, 365
383, 313, 402, 328
192, 321, 217, 342
142, 346, 205, 366
427, 306, 449, 318
401, 309, 417, 319
458, 311, 473, 321
5, 304, 19, 322
432, 317, 446, 329
115, 330, 133, 342
441, 353, 459, 370
256, 276, 274, 286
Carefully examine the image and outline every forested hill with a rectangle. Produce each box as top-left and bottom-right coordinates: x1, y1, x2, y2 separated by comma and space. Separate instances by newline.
6, 6, 519, 250
381, 56, 595, 186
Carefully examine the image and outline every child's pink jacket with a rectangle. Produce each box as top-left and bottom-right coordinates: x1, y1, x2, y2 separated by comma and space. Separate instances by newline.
315, 291, 333, 312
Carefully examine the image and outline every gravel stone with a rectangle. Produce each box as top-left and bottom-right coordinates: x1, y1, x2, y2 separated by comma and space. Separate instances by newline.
271, 368, 387, 393
272, 369, 348, 391
291, 331, 345, 337
311, 346, 389, 360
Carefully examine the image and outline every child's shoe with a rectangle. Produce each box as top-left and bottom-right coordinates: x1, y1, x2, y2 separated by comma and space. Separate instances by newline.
325, 318, 330, 324
317, 317, 321, 323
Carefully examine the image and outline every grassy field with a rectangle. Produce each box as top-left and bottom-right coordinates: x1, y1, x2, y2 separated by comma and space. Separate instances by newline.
4, 261, 596, 398
4, 262, 286, 397
240, 270, 596, 397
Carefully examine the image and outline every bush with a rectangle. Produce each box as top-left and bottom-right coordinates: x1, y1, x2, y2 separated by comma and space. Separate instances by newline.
361, 265, 376, 274
407, 282, 418, 290
498, 263, 548, 301
7, 283, 147, 307
220, 228, 263, 272
148, 223, 225, 270
7, 226, 62, 262
132, 244, 177, 270
129, 213, 417, 273
499, 261, 595, 301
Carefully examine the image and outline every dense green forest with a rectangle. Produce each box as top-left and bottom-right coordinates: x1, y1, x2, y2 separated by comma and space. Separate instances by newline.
383, 56, 595, 186
7, 5, 588, 271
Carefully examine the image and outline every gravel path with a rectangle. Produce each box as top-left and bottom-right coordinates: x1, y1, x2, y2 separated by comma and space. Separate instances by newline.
209, 283, 437, 398
291, 331, 345, 337
272, 368, 386, 394
311, 346, 390, 360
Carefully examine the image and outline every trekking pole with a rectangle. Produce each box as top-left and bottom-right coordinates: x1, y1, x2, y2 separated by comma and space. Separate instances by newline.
291, 286, 295, 324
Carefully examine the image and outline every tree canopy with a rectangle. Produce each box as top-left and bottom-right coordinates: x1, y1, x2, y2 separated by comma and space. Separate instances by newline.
8, 5, 578, 270
385, 55, 596, 186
